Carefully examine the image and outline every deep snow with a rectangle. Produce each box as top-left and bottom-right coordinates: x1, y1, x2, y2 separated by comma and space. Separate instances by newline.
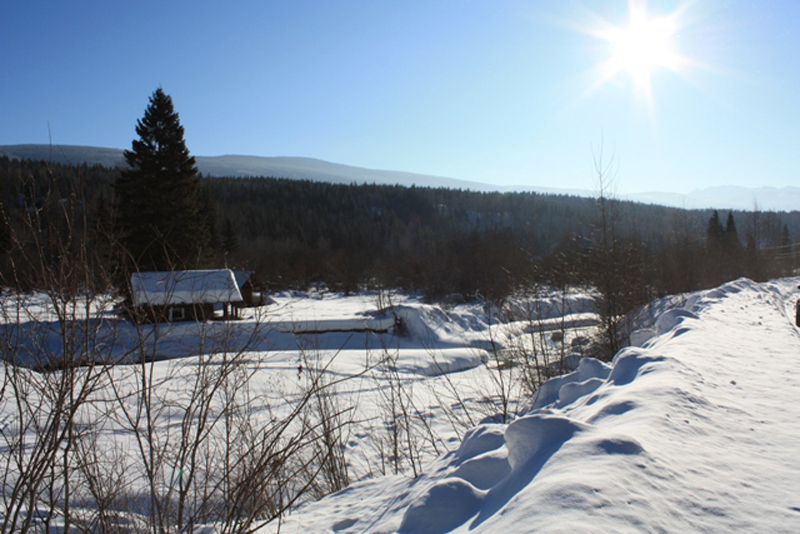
3, 279, 800, 533
0, 286, 596, 530
261, 278, 800, 533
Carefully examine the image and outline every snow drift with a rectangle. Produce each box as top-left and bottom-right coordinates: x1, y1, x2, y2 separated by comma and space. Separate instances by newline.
268, 278, 800, 533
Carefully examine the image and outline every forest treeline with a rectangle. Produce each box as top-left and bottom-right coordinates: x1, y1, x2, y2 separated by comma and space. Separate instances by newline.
1, 154, 798, 304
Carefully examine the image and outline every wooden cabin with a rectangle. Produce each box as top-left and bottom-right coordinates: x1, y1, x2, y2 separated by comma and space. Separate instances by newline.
131, 269, 244, 323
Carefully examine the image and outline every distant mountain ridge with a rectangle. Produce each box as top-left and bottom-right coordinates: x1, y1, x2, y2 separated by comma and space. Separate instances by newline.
0, 144, 492, 190
2, 144, 798, 212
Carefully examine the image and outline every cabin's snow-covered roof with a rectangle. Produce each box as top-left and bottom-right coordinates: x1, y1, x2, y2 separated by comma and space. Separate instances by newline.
231, 270, 253, 289
131, 270, 243, 307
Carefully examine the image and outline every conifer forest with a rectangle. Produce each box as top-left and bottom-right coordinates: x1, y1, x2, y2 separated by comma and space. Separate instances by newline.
1, 152, 798, 308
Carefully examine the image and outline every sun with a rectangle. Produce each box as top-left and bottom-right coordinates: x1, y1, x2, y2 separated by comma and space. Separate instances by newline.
608, 16, 675, 81
596, 3, 685, 98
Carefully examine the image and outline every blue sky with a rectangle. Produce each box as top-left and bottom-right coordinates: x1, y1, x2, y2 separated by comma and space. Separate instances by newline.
2, 0, 799, 194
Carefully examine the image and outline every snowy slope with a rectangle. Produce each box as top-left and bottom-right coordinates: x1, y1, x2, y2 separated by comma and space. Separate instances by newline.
264, 278, 800, 534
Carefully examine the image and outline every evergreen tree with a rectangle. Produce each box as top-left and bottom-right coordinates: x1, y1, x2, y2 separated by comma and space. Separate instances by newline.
722, 212, 740, 252
222, 217, 239, 257
706, 210, 724, 246
200, 185, 221, 253
116, 88, 211, 272
720, 211, 743, 282
724, 211, 737, 241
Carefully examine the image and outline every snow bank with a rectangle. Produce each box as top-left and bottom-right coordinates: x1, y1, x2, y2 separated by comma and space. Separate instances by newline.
520, 312, 598, 333
270, 277, 800, 533
502, 288, 596, 322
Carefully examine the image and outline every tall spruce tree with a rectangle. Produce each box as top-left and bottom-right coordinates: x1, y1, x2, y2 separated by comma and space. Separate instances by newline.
116, 88, 212, 272
706, 210, 724, 246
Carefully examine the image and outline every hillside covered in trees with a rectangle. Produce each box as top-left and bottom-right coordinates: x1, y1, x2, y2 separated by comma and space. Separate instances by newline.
1, 154, 798, 305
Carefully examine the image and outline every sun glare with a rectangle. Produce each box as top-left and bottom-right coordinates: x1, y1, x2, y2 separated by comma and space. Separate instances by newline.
609, 17, 675, 81
595, 3, 686, 100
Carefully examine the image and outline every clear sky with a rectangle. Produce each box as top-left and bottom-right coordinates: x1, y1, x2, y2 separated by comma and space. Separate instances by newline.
2, 0, 799, 194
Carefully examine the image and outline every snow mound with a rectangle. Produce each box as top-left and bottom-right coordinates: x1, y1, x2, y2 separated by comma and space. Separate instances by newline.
504, 414, 588, 470
272, 277, 800, 533
392, 304, 488, 346
608, 347, 667, 386
398, 478, 483, 534
398, 410, 647, 533
397, 350, 652, 533
629, 327, 656, 347
449, 425, 511, 489
529, 357, 611, 410
655, 308, 698, 335
451, 449, 510, 490
453, 424, 507, 463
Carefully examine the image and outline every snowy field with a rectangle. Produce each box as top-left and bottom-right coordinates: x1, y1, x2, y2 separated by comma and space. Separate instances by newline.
1, 278, 799, 532
0, 286, 596, 531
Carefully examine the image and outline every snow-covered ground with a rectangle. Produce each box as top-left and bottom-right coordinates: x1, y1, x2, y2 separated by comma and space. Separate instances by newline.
3, 279, 800, 533
0, 286, 596, 531
264, 278, 800, 533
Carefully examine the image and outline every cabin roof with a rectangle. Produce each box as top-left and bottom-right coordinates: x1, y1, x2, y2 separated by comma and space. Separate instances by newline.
131, 269, 243, 307
231, 270, 253, 289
